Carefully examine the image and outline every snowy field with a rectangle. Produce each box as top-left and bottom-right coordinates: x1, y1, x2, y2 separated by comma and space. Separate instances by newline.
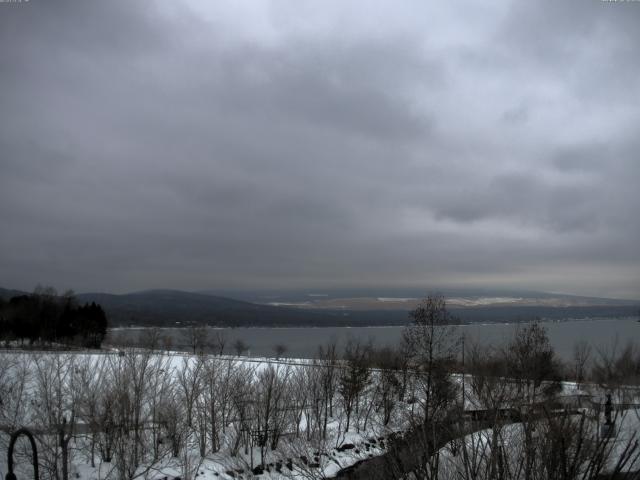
2, 349, 640, 480
0, 349, 411, 480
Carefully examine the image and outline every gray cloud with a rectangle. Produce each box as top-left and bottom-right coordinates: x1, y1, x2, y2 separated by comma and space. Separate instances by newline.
0, 0, 638, 299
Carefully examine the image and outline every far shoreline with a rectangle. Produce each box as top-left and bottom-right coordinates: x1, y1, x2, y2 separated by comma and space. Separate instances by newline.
107, 315, 638, 330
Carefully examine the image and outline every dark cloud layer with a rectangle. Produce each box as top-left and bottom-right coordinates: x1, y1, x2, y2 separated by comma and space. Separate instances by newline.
1, 0, 639, 298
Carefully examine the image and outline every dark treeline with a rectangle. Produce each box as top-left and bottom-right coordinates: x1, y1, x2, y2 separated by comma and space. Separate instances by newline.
0, 285, 108, 348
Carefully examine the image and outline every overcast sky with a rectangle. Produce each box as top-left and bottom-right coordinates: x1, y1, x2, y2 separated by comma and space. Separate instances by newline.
1, 0, 639, 298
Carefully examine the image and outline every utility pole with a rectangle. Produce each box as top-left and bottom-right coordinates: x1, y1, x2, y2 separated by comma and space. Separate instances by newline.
461, 333, 466, 412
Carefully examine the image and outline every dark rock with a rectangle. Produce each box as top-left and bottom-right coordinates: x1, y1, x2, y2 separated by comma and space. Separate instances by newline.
337, 443, 355, 452
252, 465, 264, 475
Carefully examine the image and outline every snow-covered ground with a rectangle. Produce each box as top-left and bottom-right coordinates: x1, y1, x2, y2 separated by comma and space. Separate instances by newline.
2, 349, 640, 480
0, 350, 408, 480
435, 410, 640, 478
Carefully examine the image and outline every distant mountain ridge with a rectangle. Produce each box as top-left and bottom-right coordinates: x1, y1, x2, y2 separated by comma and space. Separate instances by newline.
1, 287, 638, 327
0, 288, 353, 327
198, 287, 639, 307
75, 289, 342, 327
0, 287, 29, 299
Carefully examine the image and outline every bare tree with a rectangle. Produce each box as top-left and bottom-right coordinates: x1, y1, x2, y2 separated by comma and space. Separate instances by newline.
572, 339, 592, 387
31, 354, 79, 480
504, 322, 561, 480
305, 358, 327, 441
143, 327, 163, 352
184, 325, 210, 355
105, 349, 173, 480
253, 364, 292, 465
278, 434, 338, 480
211, 330, 226, 356
228, 362, 258, 457
506, 322, 562, 406
76, 355, 110, 468
317, 341, 339, 439
201, 357, 232, 453
403, 295, 460, 426
592, 340, 640, 414
290, 366, 311, 438
386, 295, 462, 479
464, 342, 520, 479
439, 408, 640, 480
338, 340, 371, 434
174, 356, 207, 480
0, 353, 31, 431
147, 357, 176, 462
369, 347, 403, 426
177, 356, 204, 429
157, 381, 183, 458
233, 339, 249, 356
438, 336, 640, 480
273, 343, 288, 360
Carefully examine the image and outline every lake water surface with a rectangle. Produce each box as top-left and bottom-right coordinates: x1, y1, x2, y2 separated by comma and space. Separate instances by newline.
108, 317, 640, 360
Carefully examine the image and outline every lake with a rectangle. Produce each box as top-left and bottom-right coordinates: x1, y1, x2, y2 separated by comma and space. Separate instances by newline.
107, 317, 640, 361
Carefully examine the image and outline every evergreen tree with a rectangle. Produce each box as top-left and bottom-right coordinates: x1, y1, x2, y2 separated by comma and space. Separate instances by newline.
0, 288, 108, 348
